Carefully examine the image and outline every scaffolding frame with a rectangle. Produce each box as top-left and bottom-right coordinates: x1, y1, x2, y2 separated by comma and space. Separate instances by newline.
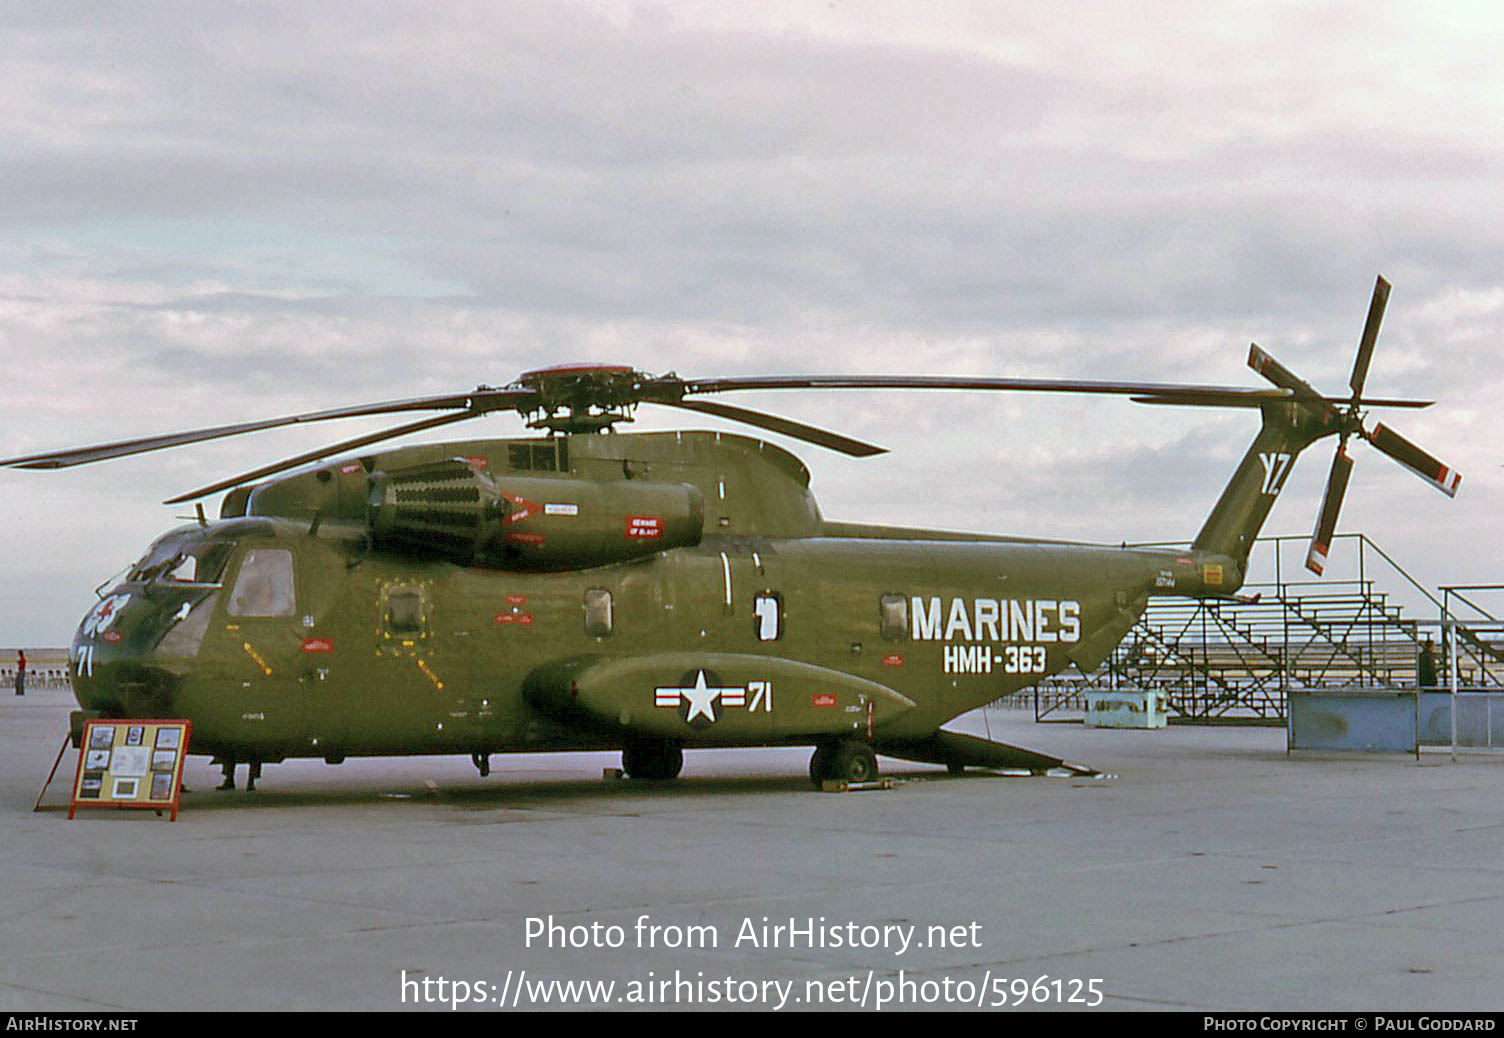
1018, 533, 1504, 722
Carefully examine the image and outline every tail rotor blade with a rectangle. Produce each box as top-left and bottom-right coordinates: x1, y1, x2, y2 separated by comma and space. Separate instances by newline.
1349, 275, 1391, 400
1306, 446, 1354, 575
1367, 422, 1461, 497
1248, 344, 1316, 394
1247, 345, 1336, 421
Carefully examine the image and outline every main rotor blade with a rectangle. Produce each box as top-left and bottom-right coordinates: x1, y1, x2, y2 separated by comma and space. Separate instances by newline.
666, 371, 1430, 410
678, 373, 1290, 401
0, 388, 533, 470
1366, 422, 1461, 497
163, 409, 491, 504
1130, 390, 1429, 409
1349, 275, 1391, 400
1306, 446, 1354, 576
654, 399, 887, 457
1130, 389, 1305, 408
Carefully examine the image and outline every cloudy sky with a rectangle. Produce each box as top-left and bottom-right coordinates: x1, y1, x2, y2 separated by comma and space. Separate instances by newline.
2, 1, 1502, 645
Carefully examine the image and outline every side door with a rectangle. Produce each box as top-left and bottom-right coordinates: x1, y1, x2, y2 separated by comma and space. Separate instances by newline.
813, 540, 935, 691
219, 544, 307, 749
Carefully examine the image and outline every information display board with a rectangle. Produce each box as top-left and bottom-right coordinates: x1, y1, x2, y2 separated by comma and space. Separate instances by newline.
69, 719, 191, 821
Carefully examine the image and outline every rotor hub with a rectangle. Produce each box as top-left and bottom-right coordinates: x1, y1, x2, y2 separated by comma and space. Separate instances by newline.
510, 364, 654, 434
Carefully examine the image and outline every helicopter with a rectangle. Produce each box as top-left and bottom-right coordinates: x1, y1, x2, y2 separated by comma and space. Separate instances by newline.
2, 277, 1460, 790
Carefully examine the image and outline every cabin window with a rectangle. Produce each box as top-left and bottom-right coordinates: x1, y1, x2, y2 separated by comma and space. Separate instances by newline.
584, 588, 613, 637
377, 582, 431, 650
227, 548, 296, 617
753, 592, 783, 642
879, 594, 908, 640
385, 587, 426, 635
509, 440, 568, 472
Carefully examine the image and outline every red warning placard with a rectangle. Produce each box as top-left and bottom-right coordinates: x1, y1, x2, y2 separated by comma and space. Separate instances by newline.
625, 515, 663, 539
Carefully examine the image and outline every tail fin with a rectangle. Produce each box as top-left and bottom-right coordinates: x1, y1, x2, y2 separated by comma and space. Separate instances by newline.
1191, 402, 1331, 568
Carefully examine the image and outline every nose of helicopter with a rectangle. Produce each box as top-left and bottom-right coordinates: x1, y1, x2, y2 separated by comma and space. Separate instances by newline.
72, 589, 192, 717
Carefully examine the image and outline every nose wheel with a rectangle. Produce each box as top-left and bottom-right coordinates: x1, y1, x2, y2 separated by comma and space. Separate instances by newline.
809, 740, 879, 787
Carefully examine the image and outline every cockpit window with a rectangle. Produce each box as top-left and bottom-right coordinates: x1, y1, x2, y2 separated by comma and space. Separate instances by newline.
166, 556, 195, 582
166, 543, 232, 583
129, 538, 233, 585
128, 538, 182, 582
187, 543, 232, 583
228, 548, 296, 617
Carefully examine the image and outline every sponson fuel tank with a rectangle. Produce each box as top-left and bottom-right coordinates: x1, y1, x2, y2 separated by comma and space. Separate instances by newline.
367, 458, 703, 570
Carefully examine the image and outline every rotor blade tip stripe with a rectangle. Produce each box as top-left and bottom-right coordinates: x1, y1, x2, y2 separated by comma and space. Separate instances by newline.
1305, 544, 1328, 576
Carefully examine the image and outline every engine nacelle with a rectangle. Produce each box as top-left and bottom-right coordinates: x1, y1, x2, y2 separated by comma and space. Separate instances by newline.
367, 459, 703, 570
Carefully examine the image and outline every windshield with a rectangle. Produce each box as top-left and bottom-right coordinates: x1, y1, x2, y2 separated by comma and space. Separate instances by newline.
127, 534, 234, 586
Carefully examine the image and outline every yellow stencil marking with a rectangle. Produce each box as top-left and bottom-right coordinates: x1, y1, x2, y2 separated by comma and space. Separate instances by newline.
241, 641, 273, 677
415, 657, 445, 691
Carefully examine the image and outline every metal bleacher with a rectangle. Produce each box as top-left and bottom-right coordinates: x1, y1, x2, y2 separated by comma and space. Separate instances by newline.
1008, 533, 1503, 722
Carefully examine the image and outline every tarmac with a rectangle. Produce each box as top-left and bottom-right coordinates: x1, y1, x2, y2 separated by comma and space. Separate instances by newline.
3, 681, 1503, 1013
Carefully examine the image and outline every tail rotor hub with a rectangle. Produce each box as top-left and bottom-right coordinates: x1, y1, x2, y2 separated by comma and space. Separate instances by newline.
1245, 275, 1459, 574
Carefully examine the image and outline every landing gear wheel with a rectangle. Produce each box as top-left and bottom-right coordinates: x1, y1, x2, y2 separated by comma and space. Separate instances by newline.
472, 752, 491, 777
623, 742, 684, 781
830, 742, 879, 784
811, 740, 878, 786
946, 761, 967, 776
